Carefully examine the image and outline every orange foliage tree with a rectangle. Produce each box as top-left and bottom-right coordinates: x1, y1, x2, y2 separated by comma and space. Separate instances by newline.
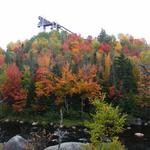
34, 67, 55, 111
74, 65, 101, 99
71, 65, 102, 116
37, 52, 51, 68
35, 67, 54, 98
54, 63, 76, 113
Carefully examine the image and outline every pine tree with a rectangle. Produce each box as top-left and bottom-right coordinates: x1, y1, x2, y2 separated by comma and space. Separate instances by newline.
110, 53, 137, 95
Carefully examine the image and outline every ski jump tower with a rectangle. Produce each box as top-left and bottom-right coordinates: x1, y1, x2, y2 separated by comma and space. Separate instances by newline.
37, 16, 73, 33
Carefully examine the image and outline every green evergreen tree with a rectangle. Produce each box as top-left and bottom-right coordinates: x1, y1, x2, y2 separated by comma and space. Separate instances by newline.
85, 96, 127, 149
97, 29, 112, 44
110, 53, 137, 94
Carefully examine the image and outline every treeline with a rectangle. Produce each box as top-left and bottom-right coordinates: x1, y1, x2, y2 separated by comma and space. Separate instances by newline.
0, 29, 150, 118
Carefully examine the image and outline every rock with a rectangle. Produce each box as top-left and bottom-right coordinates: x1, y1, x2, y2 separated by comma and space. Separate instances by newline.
3, 135, 28, 150
144, 122, 148, 126
5, 119, 9, 122
19, 120, 24, 124
78, 138, 88, 143
127, 126, 131, 130
83, 128, 88, 133
72, 126, 76, 130
32, 121, 38, 126
135, 118, 142, 125
134, 133, 144, 137
44, 142, 91, 150
31, 126, 38, 132
50, 122, 53, 126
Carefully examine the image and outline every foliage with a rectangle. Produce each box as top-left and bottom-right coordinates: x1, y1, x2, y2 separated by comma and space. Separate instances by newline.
98, 29, 113, 44
101, 138, 126, 150
110, 53, 137, 96
35, 67, 54, 98
86, 138, 126, 150
2, 63, 27, 112
0, 29, 149, 120
54, 63, 76, 106
73, 65, 101, 99
85, 96, 127, 146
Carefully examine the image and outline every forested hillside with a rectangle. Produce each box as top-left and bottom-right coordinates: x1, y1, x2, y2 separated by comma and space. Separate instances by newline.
0, 29, 150, 120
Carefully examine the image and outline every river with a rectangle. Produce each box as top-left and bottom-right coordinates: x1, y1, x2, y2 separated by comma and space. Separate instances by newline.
0, 121, 150, 150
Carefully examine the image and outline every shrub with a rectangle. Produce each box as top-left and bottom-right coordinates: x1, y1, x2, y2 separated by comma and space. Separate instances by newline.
85, 96, 127, 148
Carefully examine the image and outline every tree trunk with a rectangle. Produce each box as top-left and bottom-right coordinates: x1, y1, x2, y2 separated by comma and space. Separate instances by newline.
58, 108, 63, 150
60, 107, 63, 126
64, 96, 69, 114
81, 100, 84, 119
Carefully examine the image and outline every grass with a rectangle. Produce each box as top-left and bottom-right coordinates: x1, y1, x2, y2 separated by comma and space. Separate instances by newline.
0, 107, 90, 127
0, 114, 86, 127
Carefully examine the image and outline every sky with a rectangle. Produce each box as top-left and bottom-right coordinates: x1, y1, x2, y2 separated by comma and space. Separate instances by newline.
0, 0, 150, 49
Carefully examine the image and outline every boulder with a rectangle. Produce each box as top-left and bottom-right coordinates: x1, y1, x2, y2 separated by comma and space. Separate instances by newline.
44, 142, 91, 150
134, 132, 144, 137
3, 135, 28, 150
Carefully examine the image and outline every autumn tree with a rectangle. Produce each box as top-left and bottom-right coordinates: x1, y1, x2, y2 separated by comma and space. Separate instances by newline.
34, 67, 55, 111
54, 63, 76, 113
136, 51, 150, 107
22, 65, 33, 107
137, 66, 150, 107
71, 65, 102, 116
49, 31, 62, 57
2, 63, 27, 112
63, 34, 93, 65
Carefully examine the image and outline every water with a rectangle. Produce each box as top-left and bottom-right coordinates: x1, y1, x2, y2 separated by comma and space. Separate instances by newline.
0, 121, 150, 150
120, 125, 150, 150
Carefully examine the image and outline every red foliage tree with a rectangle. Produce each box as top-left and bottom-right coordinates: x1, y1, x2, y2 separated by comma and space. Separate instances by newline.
99, 43, 111, 54
2, 63, 27, 112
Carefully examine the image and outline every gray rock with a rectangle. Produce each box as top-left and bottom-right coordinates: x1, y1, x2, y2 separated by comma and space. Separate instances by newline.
127, 126, 131, 130
4, 135, 28, 150
144, 122, 148, 126
44, 142, 91, 150
32, 121, 38, 126
78, 138, 88, 143
72, 126, 76, 130
135, 118, 142, 125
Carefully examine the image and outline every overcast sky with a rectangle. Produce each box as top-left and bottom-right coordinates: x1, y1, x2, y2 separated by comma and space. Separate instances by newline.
0, 0, 150, 49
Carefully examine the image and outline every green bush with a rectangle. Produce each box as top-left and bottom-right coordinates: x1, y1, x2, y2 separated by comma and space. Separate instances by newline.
84, 138, 126, 150
85, 96, 127, 147
101, 138, 126, 150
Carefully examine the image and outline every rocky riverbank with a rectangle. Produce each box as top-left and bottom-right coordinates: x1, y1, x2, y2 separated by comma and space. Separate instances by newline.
0, 135, 90, 150
1, 120, 150, 150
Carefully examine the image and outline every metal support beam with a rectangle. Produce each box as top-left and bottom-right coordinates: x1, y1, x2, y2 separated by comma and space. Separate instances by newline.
38, 16, 74, 33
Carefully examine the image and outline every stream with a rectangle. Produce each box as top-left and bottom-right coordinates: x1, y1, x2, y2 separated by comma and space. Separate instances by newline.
0, 121, 150, 150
